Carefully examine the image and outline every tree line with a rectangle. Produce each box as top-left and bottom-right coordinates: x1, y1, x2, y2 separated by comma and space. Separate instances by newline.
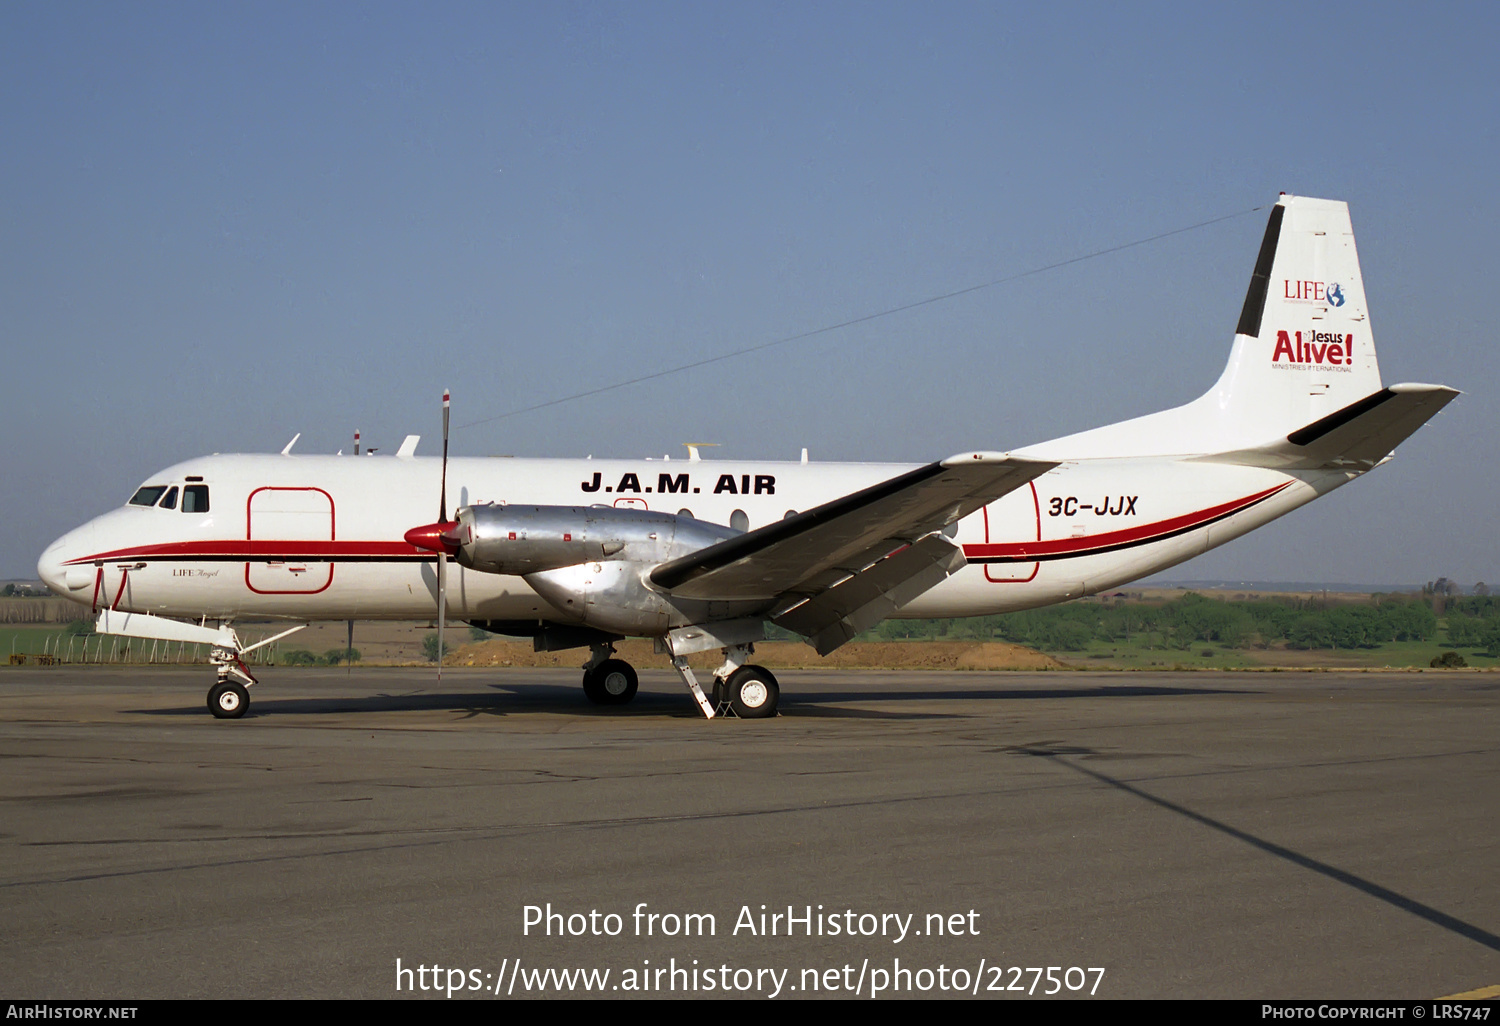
1440, 595, 1500, 656
866, 593, 1461, 653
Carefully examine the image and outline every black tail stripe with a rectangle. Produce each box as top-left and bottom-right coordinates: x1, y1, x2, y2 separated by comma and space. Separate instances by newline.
1235, 204, 1284, 339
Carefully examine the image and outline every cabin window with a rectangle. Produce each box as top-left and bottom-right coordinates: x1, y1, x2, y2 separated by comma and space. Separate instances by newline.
129, 486, 168, 507
730, 509, 749, 533
182, 485, 210, 513
677, 508, 694, 519
158, 486, 179, 510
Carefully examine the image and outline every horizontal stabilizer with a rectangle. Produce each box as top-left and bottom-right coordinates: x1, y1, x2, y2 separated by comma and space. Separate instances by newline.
1202, 383, 1458, 469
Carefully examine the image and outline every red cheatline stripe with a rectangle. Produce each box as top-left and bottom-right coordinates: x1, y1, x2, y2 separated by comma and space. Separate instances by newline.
64, 540, 429, 565
962, 482, 1291, 562
64, 482, 1292, 568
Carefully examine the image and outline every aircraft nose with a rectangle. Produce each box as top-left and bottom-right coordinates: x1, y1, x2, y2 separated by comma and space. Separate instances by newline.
37, 533, 95, 601
37, 537, 69, 597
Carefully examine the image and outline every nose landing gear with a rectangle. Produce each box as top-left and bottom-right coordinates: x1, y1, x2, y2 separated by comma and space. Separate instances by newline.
208, 679, 250, 718
207, 644, 259, 719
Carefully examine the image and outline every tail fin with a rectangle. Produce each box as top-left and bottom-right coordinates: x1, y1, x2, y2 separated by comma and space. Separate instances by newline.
1022, 195, 1455, 460
1218, 194, 1383, 435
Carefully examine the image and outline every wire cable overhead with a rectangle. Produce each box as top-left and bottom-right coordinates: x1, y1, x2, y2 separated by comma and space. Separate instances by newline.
461, 205, 1265, 429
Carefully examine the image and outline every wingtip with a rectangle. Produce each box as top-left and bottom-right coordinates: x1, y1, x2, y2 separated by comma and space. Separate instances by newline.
939, 451, 1059, 469
1387, 382, 1461, 397
940, 450, 1011, 466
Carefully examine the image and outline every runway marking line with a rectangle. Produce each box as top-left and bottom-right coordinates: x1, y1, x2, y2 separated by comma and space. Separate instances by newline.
1440, 984, 1500, 999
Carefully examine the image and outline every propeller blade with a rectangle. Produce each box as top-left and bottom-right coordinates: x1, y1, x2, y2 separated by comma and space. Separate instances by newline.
436, 552, 447, 682
435, 390, 453, 681
439, 389, 450, 523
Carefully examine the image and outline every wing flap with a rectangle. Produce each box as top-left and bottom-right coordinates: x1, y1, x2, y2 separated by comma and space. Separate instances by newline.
650, 454, 1056, 601
773, 534, 966, 655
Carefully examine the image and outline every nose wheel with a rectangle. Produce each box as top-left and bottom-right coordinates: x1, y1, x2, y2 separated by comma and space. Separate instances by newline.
208, 680, 249, 719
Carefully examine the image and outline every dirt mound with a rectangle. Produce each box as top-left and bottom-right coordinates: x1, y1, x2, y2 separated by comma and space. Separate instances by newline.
447, 638, 1060, 671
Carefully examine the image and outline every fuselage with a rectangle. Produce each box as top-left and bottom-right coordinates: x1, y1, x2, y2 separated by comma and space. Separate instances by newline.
36, 450, 1349, 627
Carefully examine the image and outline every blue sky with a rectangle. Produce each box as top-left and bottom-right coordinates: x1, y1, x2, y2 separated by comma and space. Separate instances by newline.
3, 2, 1495, 585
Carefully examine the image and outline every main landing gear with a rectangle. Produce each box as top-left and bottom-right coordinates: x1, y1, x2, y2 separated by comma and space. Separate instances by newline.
581, 644, 639, 706
581, 641, 780, 719
716, 663, 780, 719
671, 643, 780, 720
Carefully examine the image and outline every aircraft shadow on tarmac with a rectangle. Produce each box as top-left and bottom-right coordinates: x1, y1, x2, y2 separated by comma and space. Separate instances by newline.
129, 680, 1257, 721
1005, 742, 1500, 957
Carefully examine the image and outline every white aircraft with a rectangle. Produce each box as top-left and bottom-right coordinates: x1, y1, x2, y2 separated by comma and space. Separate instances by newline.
37, 196, 1456, 720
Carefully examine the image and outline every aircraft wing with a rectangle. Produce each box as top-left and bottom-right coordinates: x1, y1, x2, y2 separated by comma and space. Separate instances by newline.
651, 453, 1056, 652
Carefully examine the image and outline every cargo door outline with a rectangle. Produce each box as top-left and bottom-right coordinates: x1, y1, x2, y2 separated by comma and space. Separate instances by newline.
983, 481, 1040, 583
245, 487, 335, 594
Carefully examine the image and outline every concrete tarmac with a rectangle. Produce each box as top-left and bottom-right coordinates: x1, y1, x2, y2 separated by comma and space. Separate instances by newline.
1, 666, 1496, 999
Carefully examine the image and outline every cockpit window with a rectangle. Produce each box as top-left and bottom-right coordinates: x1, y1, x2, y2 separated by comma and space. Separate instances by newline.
158, 486, 179, 510
182, 485, 210, 513
129, 486, 168, 507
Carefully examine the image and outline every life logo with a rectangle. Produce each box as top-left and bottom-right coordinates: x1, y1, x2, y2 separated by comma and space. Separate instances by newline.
1281, 280, 1346, 306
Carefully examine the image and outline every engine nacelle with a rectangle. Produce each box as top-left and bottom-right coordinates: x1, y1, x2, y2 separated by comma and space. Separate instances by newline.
452, 503, 737, 576
451, 505, 764, 634
523, 560, 768, 635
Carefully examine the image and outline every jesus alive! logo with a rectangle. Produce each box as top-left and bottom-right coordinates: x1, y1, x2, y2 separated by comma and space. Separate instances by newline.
1271, 329, 1354, 366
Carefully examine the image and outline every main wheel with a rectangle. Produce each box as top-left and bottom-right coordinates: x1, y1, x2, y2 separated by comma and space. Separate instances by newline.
208, 681, 249, 719
727, 665, 779, 718
583, 659, 638, 705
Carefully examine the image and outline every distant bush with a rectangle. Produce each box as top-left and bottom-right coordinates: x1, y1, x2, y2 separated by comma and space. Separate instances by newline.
423, 634, 447, 663
859, 592, 1440, 654
282, 649, 321, 666
324, 648, 361, 665
63, 619, 95, 637
1430, 651, 1467, 668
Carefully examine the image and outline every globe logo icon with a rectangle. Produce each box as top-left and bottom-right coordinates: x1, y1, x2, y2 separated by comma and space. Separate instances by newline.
1327, 283, 1346, 307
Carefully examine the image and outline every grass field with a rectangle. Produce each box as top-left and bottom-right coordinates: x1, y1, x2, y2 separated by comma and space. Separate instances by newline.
1053, 636, 1497, 670
1, 626, 77, 661
2, 600, 1500, 672
3, 619, 1496, 671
